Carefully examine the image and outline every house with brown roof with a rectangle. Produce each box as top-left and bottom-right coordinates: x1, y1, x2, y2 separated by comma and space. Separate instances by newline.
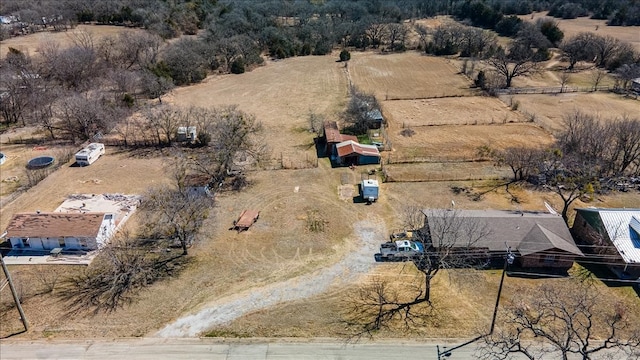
422, 209, 583, 271
5, 212, 116, 253
322, 121, 357, 157
335, 140, 381, 166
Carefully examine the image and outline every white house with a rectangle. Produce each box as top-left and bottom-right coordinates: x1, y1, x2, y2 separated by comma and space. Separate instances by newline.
5, 212, 116, 252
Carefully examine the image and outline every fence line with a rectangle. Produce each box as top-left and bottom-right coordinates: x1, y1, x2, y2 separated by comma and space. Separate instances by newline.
495, 85, 611, 96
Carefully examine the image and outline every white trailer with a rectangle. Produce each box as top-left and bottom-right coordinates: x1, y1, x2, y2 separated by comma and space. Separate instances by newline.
75, 143, 105, 166
361, 179, 379, 203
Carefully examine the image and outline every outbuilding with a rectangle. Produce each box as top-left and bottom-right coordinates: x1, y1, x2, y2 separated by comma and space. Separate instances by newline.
322, 121, 357, 157
335, 140, 380, 166
572, 208, 640, 279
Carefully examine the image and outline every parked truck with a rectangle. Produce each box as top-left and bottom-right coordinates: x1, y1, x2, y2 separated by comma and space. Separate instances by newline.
374, 239, 424, 262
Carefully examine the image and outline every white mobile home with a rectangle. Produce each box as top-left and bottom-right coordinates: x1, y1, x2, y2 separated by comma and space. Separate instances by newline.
75, 143, 105, 166
6, 212, 116, 252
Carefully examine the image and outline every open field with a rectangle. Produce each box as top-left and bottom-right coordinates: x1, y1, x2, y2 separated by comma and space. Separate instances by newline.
503, 92, 640, 133
2, 42, 639, 341
348, 51, 476, 99
382, 96, 528, 127
166, 54, 348, 158
382, 161, 512, 183
520, 12, 640, 51
384, 123, 554, 161
0, 25, 144, 59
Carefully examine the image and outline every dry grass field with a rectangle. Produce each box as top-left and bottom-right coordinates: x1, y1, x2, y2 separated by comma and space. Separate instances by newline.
0, 25, 144, 59
504, 92, 640, 133
382, 96, 528, 127
1, 25, 639, 341
383, 123, 554, 161
348, 51, 476, 99
520, 12, 640, 51
165, 54, 348, 158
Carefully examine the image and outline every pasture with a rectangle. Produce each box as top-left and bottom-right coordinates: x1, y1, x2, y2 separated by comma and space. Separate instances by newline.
504, 92, 640, 133
521, 12, 640, 51
2, 23, 640, 340
0, 25, 144, 58
348, 52, 476, 99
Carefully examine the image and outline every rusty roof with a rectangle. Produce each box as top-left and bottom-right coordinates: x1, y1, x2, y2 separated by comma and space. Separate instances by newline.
336, 140, 381, 158
324, 121, 357, 143
6, 212, 108, 238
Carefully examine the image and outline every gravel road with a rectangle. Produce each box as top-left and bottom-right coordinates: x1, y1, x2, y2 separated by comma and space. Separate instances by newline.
155, 218, 385, 337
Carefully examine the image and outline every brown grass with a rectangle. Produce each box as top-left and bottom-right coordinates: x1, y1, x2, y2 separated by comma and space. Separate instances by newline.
165, 54, 348, 157
348, 51, 475, 99
382, 96, 528, 127
1, 43, 639, 341
0, 25, 145, 59
385, 123, 554, 161
504, 92, 640, 133
520, 12, 640, 51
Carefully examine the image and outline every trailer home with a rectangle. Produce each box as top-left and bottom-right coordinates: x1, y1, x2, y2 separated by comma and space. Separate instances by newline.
75, 143, 105, 166
361, 179, 379, 203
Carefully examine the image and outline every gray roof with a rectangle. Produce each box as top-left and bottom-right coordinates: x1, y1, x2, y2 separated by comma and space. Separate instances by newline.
424, 209, 583, 256
575, 208, 640, 263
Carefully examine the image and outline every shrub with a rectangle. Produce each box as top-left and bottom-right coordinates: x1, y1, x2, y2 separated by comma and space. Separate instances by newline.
339, 49, 351, 62
230, 58, 245, 74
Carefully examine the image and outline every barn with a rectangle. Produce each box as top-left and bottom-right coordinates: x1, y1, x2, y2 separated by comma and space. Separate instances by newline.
335, 140, 381, 166
322, 121, 357, 157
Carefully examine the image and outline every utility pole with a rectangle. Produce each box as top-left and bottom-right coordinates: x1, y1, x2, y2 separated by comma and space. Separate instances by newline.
490, 247, 515, 335
437, 247, 515, 359
0, 231, 29, 332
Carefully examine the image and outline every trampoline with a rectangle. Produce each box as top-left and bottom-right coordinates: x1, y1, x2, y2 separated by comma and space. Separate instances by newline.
27, 156, 55, 169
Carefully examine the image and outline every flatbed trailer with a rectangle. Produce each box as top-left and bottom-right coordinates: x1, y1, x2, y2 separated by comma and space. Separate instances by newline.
232, 210, 260, 232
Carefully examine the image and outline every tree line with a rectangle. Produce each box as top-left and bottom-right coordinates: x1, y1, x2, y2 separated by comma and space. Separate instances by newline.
482, 111, 640, 222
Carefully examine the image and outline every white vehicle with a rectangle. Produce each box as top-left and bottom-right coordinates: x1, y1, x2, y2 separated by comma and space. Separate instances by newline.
75, 143, 105, 166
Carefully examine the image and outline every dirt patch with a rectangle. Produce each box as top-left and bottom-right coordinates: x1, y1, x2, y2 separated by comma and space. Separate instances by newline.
155, 217, 386, 337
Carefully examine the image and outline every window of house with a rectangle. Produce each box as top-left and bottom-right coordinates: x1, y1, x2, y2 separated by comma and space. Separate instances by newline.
58, 238, 66, 248
21, 238, 30, 248
544, 255, 555, 264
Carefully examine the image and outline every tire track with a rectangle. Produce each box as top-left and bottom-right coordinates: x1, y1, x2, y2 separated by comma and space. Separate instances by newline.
155, 217, 385, 338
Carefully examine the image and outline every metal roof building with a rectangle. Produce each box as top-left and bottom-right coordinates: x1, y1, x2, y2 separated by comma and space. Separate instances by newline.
574, 208, 640, 264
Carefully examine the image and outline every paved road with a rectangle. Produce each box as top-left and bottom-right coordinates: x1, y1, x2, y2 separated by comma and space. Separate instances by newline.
0, 338, 484, 360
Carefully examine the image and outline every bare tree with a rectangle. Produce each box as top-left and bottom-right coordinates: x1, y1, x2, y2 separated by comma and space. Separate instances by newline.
341, 208, 491, 338
477, 280, 640, 360
57, 231, 188, 314
543, 151, 599, 224
385, 23, 408, 51
342, 86, 380, 133
559, 71, 571, 93
141, 185, 213, 256
485, 42, 541, 88
590, 69, 606, 91
561, 33, 597, 70
495, 147, 544, 182
142, 104, 181, 145
365, 22, 388, 49
190, 105, 265, 184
